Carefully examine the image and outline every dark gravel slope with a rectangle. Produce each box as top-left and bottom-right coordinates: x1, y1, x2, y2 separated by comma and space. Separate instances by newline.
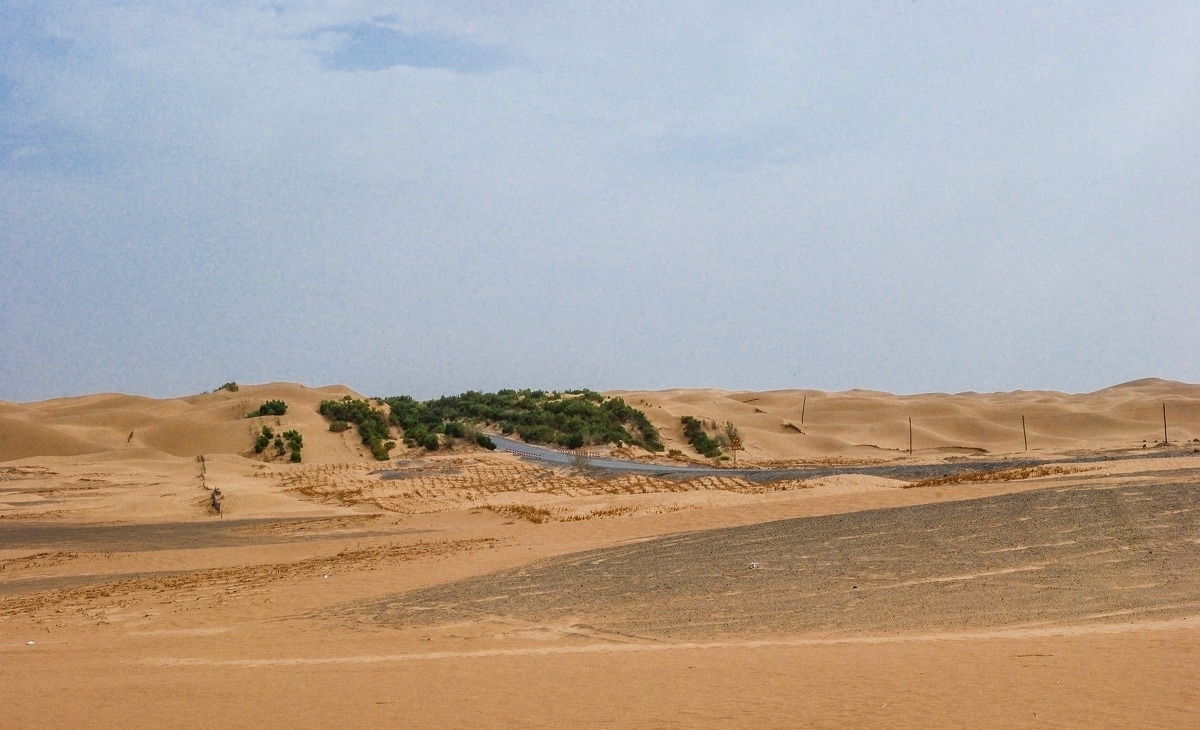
354, 481, 1200, 639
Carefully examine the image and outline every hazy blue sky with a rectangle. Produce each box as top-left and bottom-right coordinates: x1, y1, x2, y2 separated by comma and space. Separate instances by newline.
2, 1, 1198, 402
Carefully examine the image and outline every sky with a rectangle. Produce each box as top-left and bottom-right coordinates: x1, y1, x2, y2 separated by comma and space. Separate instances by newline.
1, 1, 1198, 402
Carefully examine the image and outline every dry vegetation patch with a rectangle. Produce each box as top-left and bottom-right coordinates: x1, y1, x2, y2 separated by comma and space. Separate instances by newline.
904, 464, 1097, 489
0, 550, 80, 572
275, 456, 809, 515
0, 539, 494, 622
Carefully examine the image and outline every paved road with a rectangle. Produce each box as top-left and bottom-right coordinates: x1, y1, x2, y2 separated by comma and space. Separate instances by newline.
484, 433, 1196, 483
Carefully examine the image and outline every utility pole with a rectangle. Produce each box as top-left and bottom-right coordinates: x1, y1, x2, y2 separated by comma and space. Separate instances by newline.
1022, 415, 1028, 451
908, 417, 913, 454
800, 396, 807, 426
1163, 403, 1169, 445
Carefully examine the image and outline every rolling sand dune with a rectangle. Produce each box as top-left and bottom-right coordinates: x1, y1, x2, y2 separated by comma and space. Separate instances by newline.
614, 378, 1200, 462
0, 383, 362, 463
2, 380, 1199, 728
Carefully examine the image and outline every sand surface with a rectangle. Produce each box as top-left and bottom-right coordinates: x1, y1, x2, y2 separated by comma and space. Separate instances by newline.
2, 380, 1199, 728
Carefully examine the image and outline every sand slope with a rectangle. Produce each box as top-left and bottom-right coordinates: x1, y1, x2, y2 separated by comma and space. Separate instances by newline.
612, 378, 1200, 462
4, 379, 1197, 468
0, 383, 365, 463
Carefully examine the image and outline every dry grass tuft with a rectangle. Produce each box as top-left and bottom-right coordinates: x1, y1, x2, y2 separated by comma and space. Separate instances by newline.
904, 464, 1094, 489
564, 506, 640, 521
0, 550, 80, 572
485, 504, 554, 523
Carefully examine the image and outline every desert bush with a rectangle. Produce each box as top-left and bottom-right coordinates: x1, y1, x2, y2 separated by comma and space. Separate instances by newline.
247, 400, 287, 418
253, 425, 274, 454
557, 431, 585, 449
475, 432, 496, 450
681, 416, 722, 458
217, 382, 239, 393
404, 425, 429, 448
370, 439, 392, 461
282, 429, 303, 462
319, 397, 391, 459
328, 420, 350, 433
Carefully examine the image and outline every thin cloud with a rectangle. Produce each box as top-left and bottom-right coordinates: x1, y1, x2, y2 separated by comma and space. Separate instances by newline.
318, 22, 511, 73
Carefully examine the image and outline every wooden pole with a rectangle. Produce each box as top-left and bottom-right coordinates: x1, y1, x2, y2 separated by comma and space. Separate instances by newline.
908, 417, 913, 454
1022, 415, 1028, 451
800, 396, 807, 426
1163, 403, 1168, 445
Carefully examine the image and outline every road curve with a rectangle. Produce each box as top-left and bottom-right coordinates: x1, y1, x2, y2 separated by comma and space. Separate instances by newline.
481, 434, 1195, 484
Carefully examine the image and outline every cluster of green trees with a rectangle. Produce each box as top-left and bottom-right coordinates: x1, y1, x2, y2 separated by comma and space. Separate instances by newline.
316, 389, 663, 459
246, 400, 287, 418
318, 397, 395, 460
681, 416, 722, 458
253, 425, 303, 462
384, 389, 662, 451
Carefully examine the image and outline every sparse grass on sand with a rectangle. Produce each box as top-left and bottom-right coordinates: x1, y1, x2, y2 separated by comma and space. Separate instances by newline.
904, 464, 1094, 489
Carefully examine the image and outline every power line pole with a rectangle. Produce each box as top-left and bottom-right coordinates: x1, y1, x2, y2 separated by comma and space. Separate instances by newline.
1022, 415, 1028, 451
1163, 403, 1169, 445
908, 417, 913, 454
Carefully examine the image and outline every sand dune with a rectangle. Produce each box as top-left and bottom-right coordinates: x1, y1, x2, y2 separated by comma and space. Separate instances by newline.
613, 378, 1200, 462
0, 383, 363, 463
4, 379, 1197, 467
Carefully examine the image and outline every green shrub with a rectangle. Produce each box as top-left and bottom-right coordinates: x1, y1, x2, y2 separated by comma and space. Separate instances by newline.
282, 430, 302, 449
319, 397, 391, 450
557, 432, 585, 449
404, 425, 429, 448
217, 382, 239, 393
422, 433, 440, 451
369, 439, 391, 461
475, 432, 496, 450
681, 416, 722, 458
247, 400, 288, 418
253, 425, 273, 454
282, 429, 303, 463
329, 420, 350, 433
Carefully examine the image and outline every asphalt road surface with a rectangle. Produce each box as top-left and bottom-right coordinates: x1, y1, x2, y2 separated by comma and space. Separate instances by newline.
482, 433, 1193, 483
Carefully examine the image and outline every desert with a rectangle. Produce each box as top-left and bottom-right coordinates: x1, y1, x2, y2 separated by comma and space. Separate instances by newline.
7, 3, 1199, 727
1, 379, 1198, 728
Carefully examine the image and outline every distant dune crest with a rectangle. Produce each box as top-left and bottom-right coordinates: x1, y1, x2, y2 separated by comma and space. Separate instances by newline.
1, 380, 1198, 465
